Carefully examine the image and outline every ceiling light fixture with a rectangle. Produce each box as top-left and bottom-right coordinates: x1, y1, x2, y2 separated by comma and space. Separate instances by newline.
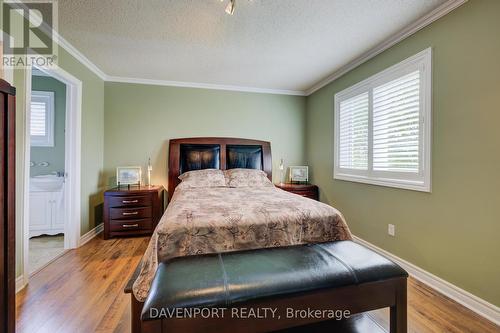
225, 0, 235, 15
221, 0, 253, 15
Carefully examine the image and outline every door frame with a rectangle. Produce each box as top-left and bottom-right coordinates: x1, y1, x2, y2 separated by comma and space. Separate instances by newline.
22, 64, 82, 284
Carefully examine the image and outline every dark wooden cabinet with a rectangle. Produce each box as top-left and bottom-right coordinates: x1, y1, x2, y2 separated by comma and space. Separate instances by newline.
1, 79, 16, 333
275, 183, 319, 201
103, 185, 165, 239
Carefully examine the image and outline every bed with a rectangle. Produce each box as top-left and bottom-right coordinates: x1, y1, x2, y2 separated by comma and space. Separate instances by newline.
127, 137, 354, 332
125, 137, 409, 333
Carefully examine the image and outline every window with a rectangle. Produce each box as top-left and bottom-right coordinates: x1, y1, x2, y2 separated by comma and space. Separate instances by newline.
30, 91, 55, 147
334, 48, 431, 192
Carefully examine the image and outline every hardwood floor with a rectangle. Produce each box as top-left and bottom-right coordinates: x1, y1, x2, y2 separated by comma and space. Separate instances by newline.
367, 281, 499, 333
16, 236, 499, 333
16, 236, 149, 333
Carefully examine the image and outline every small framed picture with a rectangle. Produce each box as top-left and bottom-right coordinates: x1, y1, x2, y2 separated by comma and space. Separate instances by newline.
289, 166, 309, 183
116, 166, 142, 186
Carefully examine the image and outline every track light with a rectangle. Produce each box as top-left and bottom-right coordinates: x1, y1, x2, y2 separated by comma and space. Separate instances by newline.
225, 0, 235, 15
221, 0, 251, 15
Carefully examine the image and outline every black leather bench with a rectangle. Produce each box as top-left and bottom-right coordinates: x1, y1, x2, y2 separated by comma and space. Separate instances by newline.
130, 241, 408, 333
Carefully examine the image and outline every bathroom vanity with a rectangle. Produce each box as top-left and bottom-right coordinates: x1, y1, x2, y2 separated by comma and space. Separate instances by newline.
29, 175, 65, 237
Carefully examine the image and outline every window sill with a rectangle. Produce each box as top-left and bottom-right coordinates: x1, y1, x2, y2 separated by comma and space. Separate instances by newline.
333, 173, 431, 193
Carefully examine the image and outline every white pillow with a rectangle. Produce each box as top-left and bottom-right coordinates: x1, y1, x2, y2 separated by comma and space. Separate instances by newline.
224, 168, 273, 187
178, 169, 226, 188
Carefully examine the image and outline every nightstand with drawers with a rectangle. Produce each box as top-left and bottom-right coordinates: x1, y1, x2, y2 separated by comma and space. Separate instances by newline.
103, 185, 165, 239
275, 183, 319, 201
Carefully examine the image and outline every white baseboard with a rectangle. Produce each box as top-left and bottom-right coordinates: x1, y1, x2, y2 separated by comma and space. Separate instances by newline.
353, 235, 500, 326
15, 224, 102, 294
16, 275, 26, 293
78, 223, 104, 247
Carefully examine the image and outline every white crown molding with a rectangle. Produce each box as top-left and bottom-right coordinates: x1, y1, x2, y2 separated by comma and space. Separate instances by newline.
353, 235, 500, 326
10, 0, 465, 96
305, 0, 468, 95
78, 223, 104, 247
99, 0, 467, 96
55, 33, 108, 81
106, 75, 307, 96
6, 0, 107, 80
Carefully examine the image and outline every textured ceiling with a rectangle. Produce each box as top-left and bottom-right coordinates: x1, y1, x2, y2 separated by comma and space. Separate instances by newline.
58, 0, 446, 92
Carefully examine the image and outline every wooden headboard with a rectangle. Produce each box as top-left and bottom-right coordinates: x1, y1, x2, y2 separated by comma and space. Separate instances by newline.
168, 137, 272, 200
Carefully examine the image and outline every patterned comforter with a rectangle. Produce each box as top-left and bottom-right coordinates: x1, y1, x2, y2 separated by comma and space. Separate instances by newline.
132, 185, 352, 302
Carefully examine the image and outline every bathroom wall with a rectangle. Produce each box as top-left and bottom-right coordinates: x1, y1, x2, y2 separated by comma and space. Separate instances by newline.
30, 75, 66, 176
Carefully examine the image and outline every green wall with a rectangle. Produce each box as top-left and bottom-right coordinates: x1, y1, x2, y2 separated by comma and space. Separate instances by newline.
57, 46, 106, 236
305, 0, 500, 306
30, 76, 66, 177
5, 0, 499, 308
104, 83, 306, 187
12, 47, 105, 277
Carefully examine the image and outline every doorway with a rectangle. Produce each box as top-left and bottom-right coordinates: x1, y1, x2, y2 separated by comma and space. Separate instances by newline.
22, 65, 82, 283
27, 69, 67, 274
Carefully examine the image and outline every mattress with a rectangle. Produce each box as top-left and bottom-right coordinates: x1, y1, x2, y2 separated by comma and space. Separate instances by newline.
132, 185, 352, 302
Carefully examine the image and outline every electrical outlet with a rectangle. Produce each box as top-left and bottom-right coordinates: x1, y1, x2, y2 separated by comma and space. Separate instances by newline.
388, 224, 395, 237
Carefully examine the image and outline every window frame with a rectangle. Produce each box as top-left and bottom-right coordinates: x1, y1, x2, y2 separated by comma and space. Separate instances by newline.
30, 90, 55, 147
333, 48, 432, 192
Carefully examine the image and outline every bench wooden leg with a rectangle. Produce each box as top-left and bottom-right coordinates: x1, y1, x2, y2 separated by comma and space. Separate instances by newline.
131, 294, 143, 333
131, 294, 163, 333
390, 278, 407, 333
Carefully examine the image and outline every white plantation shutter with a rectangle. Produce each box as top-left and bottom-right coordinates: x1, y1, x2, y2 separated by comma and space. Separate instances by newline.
373, 71, 420, 172
30, 91, 54, 147
30, 100, 48, 136
334, 49, 431, 192
339, 92, 369, 170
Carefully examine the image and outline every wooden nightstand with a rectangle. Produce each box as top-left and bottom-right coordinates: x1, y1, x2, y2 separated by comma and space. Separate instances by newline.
103, 185, 165, 239
275, 183, 319, 201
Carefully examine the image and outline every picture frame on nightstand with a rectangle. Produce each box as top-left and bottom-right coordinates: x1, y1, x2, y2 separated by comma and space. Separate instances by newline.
289, 166, 308, 183
116, 166, 142, 187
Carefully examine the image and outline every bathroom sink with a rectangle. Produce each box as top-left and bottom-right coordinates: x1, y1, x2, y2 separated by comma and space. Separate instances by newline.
30, 175, 64, 192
